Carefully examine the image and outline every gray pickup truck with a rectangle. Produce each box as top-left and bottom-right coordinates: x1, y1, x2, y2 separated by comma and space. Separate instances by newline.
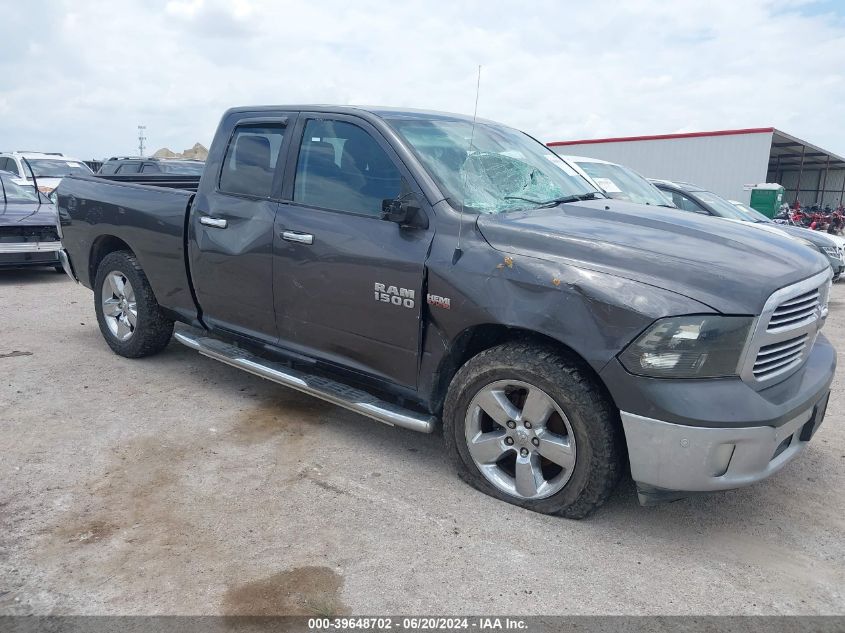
57, 106, 835, 517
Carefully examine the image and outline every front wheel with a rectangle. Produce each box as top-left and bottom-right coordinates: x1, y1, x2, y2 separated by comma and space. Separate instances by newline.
443, 342, 623, 518
93, 250, 174, 358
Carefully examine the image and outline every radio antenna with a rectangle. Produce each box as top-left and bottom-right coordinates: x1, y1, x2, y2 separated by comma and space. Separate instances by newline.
21, 157, 43, 207
453, 64, 481, 265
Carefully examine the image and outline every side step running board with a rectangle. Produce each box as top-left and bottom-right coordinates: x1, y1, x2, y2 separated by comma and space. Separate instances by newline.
174, 330, 436, 434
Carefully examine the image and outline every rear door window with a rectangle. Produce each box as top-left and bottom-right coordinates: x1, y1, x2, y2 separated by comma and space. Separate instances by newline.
669, 191, 708, 214
141, 163, 161, 173
293, 119, 401, 216
1, 158, 20, 176
219, 124, 286, 198
116, 162, 141, 174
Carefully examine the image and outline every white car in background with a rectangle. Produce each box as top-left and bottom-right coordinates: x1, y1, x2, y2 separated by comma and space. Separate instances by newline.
0, 151, 93, 195
729, 198, 845, 264
552, 153, 675, 208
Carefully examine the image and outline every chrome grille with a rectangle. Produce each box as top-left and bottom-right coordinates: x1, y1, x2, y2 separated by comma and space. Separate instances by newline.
740, 269, 831, 388
753, 334, 807, 379
767, 290, 820, 331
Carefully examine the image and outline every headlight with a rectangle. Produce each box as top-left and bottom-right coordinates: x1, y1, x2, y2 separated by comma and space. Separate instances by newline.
819, 276, 833, 316
820, 245, 839, 258
619, 315, 753, 378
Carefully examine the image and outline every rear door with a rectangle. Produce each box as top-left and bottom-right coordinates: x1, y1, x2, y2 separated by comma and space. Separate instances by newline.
272, 114, 434, 387
188, 114, 294, 343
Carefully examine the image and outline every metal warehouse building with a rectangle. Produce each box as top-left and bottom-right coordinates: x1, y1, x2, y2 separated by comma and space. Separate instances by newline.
548, 128, 845, 207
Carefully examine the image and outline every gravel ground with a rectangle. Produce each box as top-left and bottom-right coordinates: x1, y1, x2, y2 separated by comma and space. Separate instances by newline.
1, 268, 843, 615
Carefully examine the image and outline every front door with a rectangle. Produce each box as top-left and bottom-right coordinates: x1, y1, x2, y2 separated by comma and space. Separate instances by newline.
189, 117, 291, 342
273, 115, 434, 388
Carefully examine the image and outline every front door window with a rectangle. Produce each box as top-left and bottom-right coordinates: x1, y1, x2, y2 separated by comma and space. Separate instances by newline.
293, 119, 402, 216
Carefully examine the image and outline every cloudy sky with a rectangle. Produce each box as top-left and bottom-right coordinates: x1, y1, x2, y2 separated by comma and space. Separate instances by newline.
1, 0, 844, 160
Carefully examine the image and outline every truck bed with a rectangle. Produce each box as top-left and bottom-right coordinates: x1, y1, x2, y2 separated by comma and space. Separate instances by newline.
58, 175, 199, 324
94, 173, 202, 192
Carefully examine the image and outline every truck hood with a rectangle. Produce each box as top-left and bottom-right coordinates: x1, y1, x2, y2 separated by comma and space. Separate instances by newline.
476, 199, 829, 314
0, 202, 59, 226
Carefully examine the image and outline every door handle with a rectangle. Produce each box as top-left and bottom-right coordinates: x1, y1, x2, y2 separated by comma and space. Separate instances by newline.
200, 216, 228, 229
282, 231, 314, 245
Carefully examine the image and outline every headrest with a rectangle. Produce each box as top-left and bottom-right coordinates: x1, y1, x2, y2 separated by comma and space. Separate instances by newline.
235, 135, 272, 169
342, 132, 388, 170
302, 141, 338, 170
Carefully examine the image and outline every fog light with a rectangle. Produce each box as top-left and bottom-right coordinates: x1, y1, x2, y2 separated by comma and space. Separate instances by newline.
711, 443, 736, 477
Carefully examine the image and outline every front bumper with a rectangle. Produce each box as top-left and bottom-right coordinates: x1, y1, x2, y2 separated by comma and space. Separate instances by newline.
602, 329, 836, 505
622, 391, 828, 503
57, 248, 78, 282
0, 241, 62, 268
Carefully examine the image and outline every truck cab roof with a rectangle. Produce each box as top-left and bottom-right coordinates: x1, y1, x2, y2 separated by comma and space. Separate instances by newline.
223, 104, 504, 126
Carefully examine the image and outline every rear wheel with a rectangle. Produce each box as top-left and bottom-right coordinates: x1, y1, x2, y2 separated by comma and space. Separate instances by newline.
93, 251, 174, 358
443, 342, 623, 518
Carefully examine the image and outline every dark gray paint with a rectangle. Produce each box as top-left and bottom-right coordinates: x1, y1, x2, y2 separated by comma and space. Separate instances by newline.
0, 199, 61, 268
57, 105, 833, 429
653, 180, 842, 275
0, 200, 58, 226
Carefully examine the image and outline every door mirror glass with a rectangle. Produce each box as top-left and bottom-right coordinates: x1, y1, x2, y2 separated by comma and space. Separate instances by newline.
381, 191, 427, 228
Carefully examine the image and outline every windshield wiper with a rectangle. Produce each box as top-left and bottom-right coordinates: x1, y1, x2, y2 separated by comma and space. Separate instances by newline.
542, 193, 600, 205
504, 195, 547, 205
503, 192, 601, 208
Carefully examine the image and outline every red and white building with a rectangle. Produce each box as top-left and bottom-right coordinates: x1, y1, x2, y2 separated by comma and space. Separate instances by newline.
548, 128, 845, 207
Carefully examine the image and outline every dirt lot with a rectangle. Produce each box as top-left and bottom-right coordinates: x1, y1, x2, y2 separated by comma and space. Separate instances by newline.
1, 268, 843, 615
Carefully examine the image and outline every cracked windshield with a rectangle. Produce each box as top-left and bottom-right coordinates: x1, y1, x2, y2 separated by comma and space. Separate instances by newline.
388, 118, 599, 213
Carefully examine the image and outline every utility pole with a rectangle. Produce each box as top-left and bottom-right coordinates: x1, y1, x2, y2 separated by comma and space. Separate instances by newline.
138, 125, 147, 157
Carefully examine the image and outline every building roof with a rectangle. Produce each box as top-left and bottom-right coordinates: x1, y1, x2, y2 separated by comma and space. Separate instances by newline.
547, 127, 845, 171
548, 127, 776, 147
768, 129, 845, 170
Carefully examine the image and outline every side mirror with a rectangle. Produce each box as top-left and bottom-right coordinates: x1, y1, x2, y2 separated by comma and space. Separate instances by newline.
381, 194, 428, 229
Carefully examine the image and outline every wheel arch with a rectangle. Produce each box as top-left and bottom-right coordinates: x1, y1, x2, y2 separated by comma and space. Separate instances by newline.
88, 235, 134, 287
429, 323, 619, 418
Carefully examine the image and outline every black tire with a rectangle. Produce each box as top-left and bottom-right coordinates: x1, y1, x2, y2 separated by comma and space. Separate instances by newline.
54, 265, 65, 273
443, 342, 623, 519
93, 250, 174, 358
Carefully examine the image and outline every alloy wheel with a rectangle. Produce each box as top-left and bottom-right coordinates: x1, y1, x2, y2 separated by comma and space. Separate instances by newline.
464, 379, 576, 500
101, 271, 137, 342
